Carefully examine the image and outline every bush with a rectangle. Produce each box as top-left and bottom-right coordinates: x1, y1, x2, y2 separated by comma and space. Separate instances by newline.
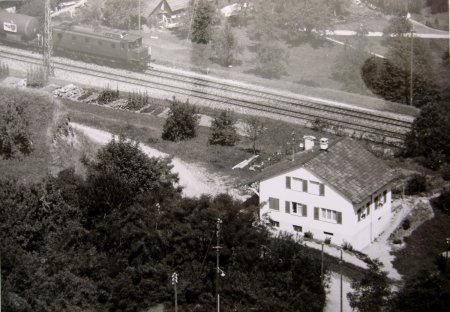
440, 163, 450, 181
209, 109, 239, 146
126, 91, 149, 111
304, 231, 314, 239
324, 237, 331, 245
431, 188, 450, 215
405, 174, 428, 195
393, 238, 402, 245
342, 241, 353, 251
402, 218, 411, 231
97, 85, 119, 104
162, 98, 199, 142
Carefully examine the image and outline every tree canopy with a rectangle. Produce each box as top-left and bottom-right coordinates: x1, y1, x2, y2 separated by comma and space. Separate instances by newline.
209, 109, 240, 146
1, 136, 327, 311
162, 98, 199, 142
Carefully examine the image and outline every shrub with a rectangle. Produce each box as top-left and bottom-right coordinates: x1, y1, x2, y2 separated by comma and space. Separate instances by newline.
97, 85, 119, 104
393, 238, 402, 245
126, 91, 149, 111
324, 237, 331, 245
304, 231, 314, 239
0, 101, 32, 159
209, 109, 239, 146
402, 218, 411, 231
342, 241, 353, 251
405, 174, 428, 195
162, 98, 199, 142
431, 188, 450, 215
440, 163, 450, 181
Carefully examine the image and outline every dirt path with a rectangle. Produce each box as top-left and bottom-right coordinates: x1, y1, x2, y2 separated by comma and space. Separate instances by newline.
70, 123, 244, 199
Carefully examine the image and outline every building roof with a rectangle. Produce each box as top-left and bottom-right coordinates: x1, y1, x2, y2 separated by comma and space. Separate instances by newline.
143, 0, 190, 16
254, 138, 399, 204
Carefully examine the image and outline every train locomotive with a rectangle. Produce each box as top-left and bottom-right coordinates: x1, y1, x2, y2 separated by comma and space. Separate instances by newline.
0, 10, 150, 70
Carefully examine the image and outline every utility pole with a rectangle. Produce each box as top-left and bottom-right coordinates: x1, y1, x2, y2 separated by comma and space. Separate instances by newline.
213, 218, 223, 312
320, 243, 324, 281
171, 272, 178, 312
43, 0, 54, 79
340, 249, 343, 312
138, 0, 141, 34
409, 30, 414, 106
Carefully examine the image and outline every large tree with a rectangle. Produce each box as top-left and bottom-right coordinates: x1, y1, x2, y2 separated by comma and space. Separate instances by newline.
102, 0, 139, 30
347, 260, 392, 312
212, 21, 240, 67
189, 0, 215, 44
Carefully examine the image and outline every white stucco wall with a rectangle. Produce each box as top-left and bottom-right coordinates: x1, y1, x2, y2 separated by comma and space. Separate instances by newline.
259, 167, 392, 250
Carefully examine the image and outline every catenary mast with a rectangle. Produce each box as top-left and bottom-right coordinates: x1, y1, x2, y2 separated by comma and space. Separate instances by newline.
43, 0, 54, 78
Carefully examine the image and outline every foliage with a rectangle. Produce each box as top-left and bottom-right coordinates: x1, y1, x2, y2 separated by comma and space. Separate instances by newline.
371, 16, 440, 107
26, 66, 46, 88
402, 218, 411, 230
427, 0, 448, 13
0, 138, 327, 311
97, 85, 119, 104
209, 109, 239, 146
333, 26, 371, 93
102, 0, 139, 30
364, 0, 425, 14
251, 41, 288, 79
74, 0, 104, 26
190, 0, 215, 44
0, 98, 32, 159
126, 91, 149, 111
405, 174, 428, 195
212, 21, 240, 67
405, 101, 450, 169
243, 116, 265, 154
388, 270, 450, 312
431, 188, 450, 216
347, 260, 392, 312
162, 98, 199, 142
17, 0, 57, 18
342, 241, 353, 251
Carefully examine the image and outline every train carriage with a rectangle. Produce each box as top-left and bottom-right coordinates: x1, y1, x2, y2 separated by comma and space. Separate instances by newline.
0, 10, 39, 43
53, 24, 150, 70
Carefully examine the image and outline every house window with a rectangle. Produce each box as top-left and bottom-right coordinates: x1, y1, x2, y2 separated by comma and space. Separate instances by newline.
269, 197, 279, 211
293, 225, 302, 232
315, 207, 342, 224
324, 231, 334, 236
374, 196, 380, 209
358, 204, 370, 221
383, 190, 387, 203
309, 181, 325, 196
291, 177, 308, 192
269, 219, 279, 227
292, 202, 307, 217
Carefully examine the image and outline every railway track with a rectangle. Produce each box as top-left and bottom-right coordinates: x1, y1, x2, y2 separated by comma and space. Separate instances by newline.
0, 46, 414, 145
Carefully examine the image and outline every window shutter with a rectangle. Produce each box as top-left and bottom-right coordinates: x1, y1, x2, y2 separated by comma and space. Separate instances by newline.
302, 205, 307, 217
286, 176, 291, 189
319, 183, 325, 196
367, 205, 370, 215
337, 212, 342, 224
285, 201, 290, 213
303, 180, 308, 192
314, 207, 319, 220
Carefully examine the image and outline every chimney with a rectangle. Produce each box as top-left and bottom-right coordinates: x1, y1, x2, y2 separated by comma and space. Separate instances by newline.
303, 135, 316, 151
320, 138, 329, 151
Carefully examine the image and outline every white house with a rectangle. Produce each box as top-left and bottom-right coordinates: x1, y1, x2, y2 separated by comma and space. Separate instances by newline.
254, 137, 398, 251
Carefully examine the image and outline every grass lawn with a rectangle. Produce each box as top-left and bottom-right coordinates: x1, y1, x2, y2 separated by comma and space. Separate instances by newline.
0, 87, 57, 183
64, 99, 336, 181
392, 207, 450, 280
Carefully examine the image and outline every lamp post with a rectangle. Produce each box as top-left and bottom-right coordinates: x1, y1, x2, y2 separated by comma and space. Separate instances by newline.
171, 272, 178, 312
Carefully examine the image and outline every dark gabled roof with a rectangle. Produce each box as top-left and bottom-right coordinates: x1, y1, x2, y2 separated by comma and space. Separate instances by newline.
253, 138, 398, 204
143, 0, 190, 16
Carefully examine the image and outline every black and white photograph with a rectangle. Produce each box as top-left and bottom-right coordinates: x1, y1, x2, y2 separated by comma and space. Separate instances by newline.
0, 0, 449, 311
